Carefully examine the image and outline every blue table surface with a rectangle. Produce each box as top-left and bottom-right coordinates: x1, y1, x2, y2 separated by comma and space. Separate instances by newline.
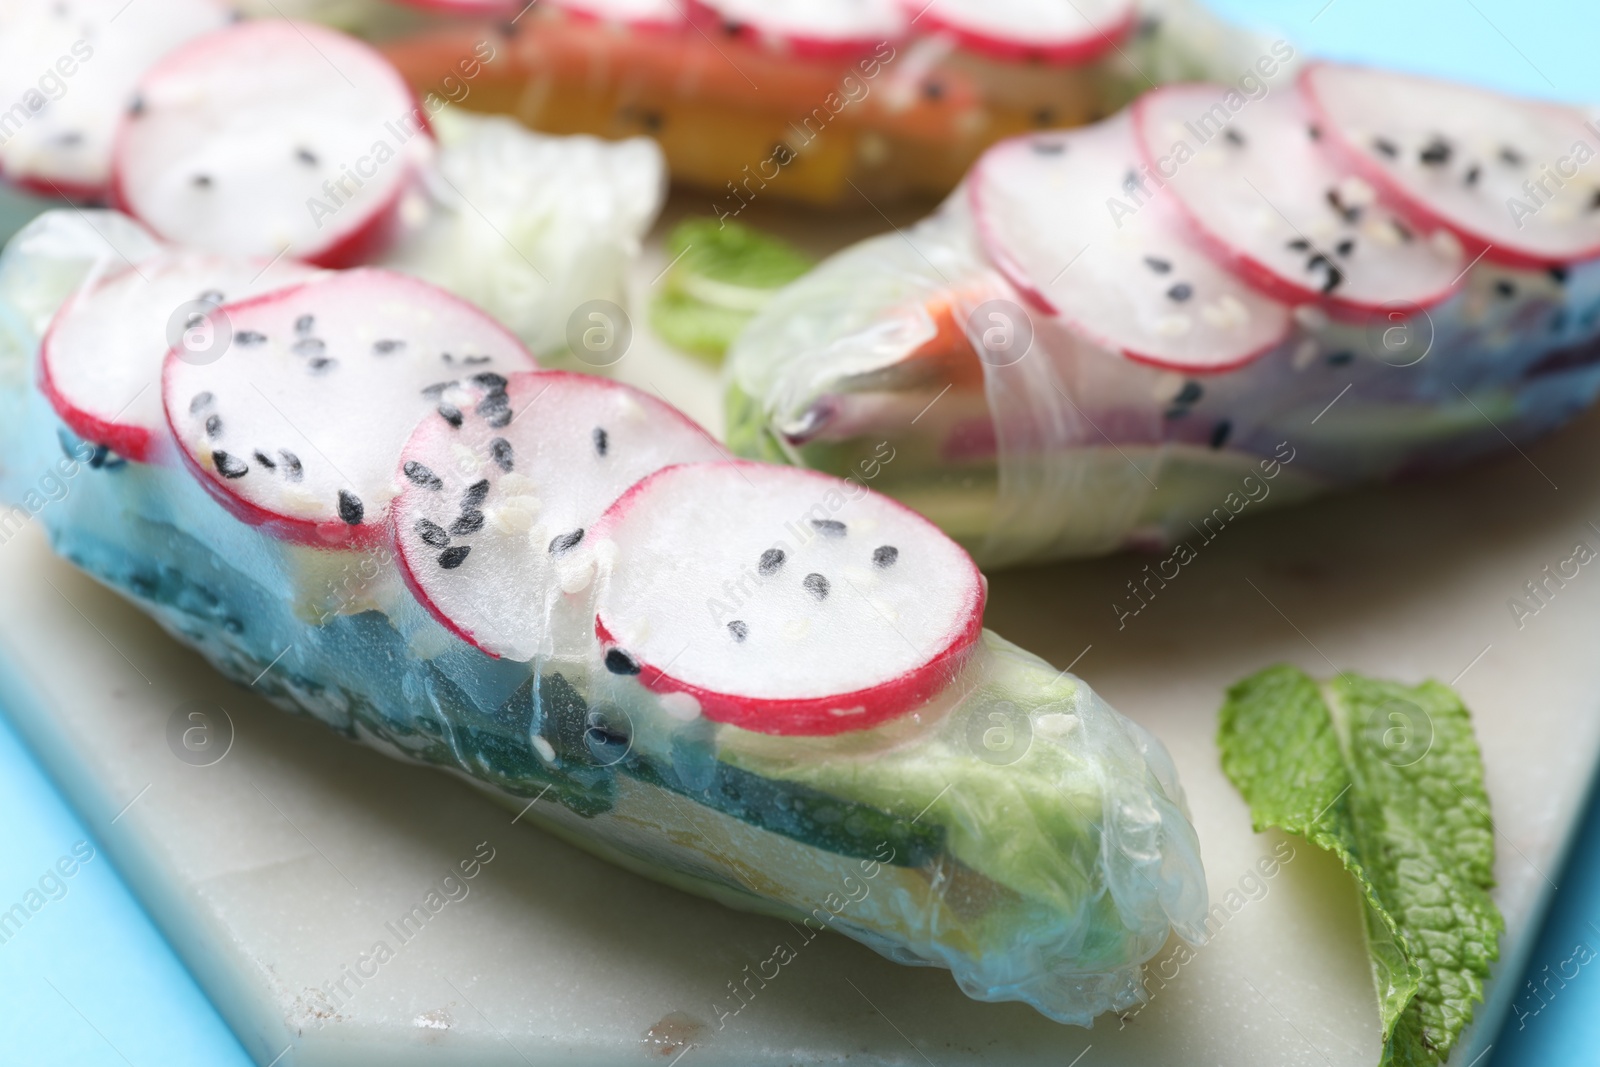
2, 2, 1598, 1064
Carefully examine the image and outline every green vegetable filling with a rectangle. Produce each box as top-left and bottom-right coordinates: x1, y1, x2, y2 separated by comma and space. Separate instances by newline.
1218, 665, 1503, 1066
651, 218, 811, 362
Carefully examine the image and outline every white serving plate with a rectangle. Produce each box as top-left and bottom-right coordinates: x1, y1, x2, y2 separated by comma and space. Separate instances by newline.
1, 193, 1596, 1065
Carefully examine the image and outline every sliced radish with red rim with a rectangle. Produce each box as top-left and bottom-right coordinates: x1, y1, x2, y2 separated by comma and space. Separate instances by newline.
972, 117, 1293, 372
113, 20, 428, 268
688, 0, 907, 58
905, 0, 1136, 65
0, 0, 233, 201
1301, 62, 1600, 269
393, 371, 726, 660
41, 250, 319, 462
388, 0, 520, 12
549, 0, 689, 31
163, 268, 537, 547
592, 461, 985, 736
1131, 84, 1465, 314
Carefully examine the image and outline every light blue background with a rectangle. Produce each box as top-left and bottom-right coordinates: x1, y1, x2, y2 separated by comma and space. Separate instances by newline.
2, 2, 1597, 1065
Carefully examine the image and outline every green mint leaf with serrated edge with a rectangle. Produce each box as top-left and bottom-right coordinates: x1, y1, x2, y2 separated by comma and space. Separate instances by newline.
1217, 665, 1503, 1066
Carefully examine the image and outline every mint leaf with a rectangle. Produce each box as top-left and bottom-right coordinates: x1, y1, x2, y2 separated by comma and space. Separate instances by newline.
1218, 666, 1503, 1066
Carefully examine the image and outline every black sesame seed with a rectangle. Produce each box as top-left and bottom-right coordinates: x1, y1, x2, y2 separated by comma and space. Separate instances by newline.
1464, 164, 1482, 187
461, 355, 491, 366
1144, 256, 1172, 274
204, 414, 222, 438
605, 648, 641, 675
1175, 380, 1203, 405
728, 620, 749, 642
253, 451, 275, 469
416, 518, 451, 547
1494, 279, 1517, 298
1320, 265, 1345, 294
295, 314, 314, 335
811, 518, 847, 538
128, 95, 144, 117
873, 545, 899, 568
1372, 137, 1399, 159
593, 427, 609, 457
803, 573, 830, 600
438, 404, 464, 428
472, 371, 508, 392
403, 461, 443, 490
1287, 238, 1310, 252
1210, 420, 1232, 449
421, 381, 450, 399
1499, 146, 1525, 166
1166, 283, 1193, 302
1031, 140, 1066, 155
308, 357, 336, 373
213, 450, 247, 478
192, 174, 212, 188
1419, 138, 1452, 166
1307, 123, 1321, 141
236, 331, 266, 346
292, 337, 325, 357
1392, 219, 1414, 242
1335, 238, 1355, 257
1033, 107, 1055, 127
1123, 169, 1140, 194
489, 437, 514, 473
338, 490, 364, 525
758, 548, 785, 575
279, 450, 303, 481
477, 393, 511, 428
439, 545, 471, 569
189, 391, 213, 414
1549, 266, 1570, 285
374, 339, 404, 355
1589, 189, 1600, 212
463, 479, 490, 508
451, 509, 485, 536
1326, 350, 1354, 366
296, 147, 318, 166
922, 81, 944, 101
1223, 128, 1245, 147
1324, 187, 1359, 223
549, 528, 585, 555
197, 289, 224, 306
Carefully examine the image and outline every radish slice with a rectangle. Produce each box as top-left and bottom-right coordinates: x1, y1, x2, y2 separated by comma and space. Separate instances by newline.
592, 461, 985, 736
40, 250, 319, 462
163, 268, 537, 547
389, 0, 519, 12
1302, 62, 1600, 269
689, 0, 907, 58
0, 0, 232, 201
113, 21, 428, 269
971, 117, 1293, 372
1131, 84, 1465, 314
906, 0, 1136, 65
393, 371, 726, 660
549, 0, 689, 31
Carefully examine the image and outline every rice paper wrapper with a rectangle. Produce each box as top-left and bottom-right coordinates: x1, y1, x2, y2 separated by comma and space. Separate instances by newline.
725, 191, 1600, 568
0, 211, 1208, 1027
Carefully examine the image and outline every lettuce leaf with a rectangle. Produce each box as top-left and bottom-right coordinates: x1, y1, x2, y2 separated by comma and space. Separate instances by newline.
1217, 666, 1503, 1066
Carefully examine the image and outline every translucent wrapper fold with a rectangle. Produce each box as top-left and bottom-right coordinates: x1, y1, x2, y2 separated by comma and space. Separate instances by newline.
726, 193, 1600, 568
0, 214, 1207, 1025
